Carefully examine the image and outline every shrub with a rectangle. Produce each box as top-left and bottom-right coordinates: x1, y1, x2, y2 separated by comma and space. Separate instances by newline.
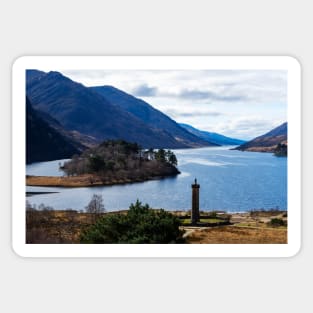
268, 218, 286, 227
208, 211, 218, 218
80, 200, 184, 244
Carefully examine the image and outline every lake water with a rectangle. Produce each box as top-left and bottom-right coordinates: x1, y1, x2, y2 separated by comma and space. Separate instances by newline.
26, 147, 287, 212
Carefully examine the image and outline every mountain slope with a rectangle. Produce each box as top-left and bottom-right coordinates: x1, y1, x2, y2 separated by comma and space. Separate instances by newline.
26, 97, 81, 163
91, 85, 216, 147
26, 70, 207, 149
234, 122, 287, 152
35, 108, 98, 149
179, 123, 246, 146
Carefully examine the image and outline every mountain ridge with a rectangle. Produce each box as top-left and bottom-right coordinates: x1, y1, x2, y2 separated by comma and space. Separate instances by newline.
26, 70, 211, 149
90, 85, 217, 147
179, 123, 246, 146
234, 122, 287, 153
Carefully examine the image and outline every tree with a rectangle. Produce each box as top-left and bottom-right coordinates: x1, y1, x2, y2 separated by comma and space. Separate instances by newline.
166, 150, 178, 166
148, 148, 155, 160
80, 200, 185, 243
88, 155, 105, 172
85, 194, 105, 223
155, 148, 166, 162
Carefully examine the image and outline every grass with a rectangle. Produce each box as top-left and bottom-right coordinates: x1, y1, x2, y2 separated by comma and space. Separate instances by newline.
26, 209, 288, 244
26, 172, 178, 188
199, 218, 224, 223
26, 210, 96, 243
26, 175, 142, 187
180, 218, 228, 225
186, 225, 287, 244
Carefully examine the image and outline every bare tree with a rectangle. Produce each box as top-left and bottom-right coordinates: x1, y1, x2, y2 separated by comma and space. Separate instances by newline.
85, 194, 105, 223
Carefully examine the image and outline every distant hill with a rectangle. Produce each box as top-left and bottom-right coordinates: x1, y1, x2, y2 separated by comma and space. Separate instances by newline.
26, 97, 81, 164
91, 85, 216, 147
26, 71, 210, 149
234, 122, 287, 153
179, 123, 246, 146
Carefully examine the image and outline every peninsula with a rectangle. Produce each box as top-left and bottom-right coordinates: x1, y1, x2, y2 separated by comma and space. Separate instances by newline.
26, 140, 180, 188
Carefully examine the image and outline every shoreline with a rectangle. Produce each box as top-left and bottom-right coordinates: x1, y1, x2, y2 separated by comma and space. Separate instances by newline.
26, 172, 180, 188
26, 191, 59, 197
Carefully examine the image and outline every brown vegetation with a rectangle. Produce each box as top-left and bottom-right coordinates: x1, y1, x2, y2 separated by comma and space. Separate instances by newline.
26, 174, 156, 187
26, 210, 93, 243
185, 226, 287, 244
183, 209, 287, 244
26, 208, 287, 244
26, 172, 178, 187
237, 140, 288, 153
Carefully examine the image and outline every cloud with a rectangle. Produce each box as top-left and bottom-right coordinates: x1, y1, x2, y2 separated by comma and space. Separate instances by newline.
132, 84, 158, 97
57, 69, 287, 139
60, 69, 287, 105
177, 89, 246, 102
164, 108, 224, 119
206, 117, 285, 140
131, 84, 246, 103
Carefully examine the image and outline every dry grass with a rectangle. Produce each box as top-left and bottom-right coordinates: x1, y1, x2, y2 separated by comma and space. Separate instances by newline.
185, 225, 287, 244
26, 210, 96, 243
184, 210, 287, 244
26, 210, 131, 243
26, 175, 141, 187
26, 210, 288, 244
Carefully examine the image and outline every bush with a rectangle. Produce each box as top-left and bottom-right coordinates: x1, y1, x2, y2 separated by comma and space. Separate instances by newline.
80, 200, 184, 244
268, 218, 286, 227
208, 211, 218, 218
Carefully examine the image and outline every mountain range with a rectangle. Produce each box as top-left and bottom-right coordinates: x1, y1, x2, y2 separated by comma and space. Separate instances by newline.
26, 70, 212, 149
90, 85, 216, 148
179, 123, 246, 146
26, 70, 249, 163
234, 122, 287, 153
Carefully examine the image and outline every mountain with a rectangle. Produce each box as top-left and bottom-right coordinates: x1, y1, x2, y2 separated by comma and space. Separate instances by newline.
179, 123, 246, 146
90, 85, 216, 147
34, 108, 98, 149
26, 70, 210, 149
26, 97, 81, 164
234, 122, 287, 153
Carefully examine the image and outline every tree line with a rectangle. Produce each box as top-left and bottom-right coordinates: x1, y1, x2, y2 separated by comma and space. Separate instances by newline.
61, 140, 179, 182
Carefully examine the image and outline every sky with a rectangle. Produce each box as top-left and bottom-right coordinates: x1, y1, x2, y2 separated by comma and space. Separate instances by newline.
59, 69, 287, 140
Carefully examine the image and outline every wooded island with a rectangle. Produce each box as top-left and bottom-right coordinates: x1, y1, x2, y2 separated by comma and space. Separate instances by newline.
26, 140, 180, 187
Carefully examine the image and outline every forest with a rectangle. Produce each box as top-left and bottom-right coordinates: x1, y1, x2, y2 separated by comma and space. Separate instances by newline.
61, 140, 180, 182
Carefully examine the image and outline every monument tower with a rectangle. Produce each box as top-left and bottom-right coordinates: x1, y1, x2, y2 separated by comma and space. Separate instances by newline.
191, 178, 200, 225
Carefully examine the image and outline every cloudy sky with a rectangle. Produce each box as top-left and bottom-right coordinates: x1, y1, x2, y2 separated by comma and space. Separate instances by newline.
60, 69, 287, 140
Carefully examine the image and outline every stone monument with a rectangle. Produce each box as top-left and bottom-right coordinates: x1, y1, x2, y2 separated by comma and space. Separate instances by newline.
191, 178, 200, 225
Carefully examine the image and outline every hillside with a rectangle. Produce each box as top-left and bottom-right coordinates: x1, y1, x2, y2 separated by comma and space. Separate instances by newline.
179, 123, 246, 146
26, 70, 209, 149
91, 85, 215, 147
234, 122, 287, 153
26, 97, 81, 163
35, 109, 97, 149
